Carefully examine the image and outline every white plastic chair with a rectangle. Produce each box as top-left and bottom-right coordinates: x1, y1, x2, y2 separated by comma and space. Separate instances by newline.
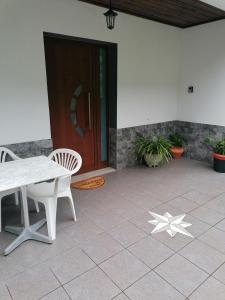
0, 147, 20, 232
27, 148, 82, 240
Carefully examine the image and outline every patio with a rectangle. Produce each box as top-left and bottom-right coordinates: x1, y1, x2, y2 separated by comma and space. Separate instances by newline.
1, 158, 225, 299
2, 0, 225, 299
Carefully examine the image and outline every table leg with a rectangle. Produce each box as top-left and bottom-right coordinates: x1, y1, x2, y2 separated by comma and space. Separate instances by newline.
4, 187, 52, 256
21, 186, 29, 227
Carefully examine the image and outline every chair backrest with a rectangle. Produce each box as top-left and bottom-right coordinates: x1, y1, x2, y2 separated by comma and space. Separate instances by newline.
0, 147, 19, 163
49, 148, 82, 175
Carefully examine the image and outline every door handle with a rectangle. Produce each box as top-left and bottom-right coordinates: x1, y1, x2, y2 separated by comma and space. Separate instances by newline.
88, 92, 91, 130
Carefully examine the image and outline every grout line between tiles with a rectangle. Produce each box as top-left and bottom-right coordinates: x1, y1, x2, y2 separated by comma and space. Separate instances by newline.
61, 285, 73, 300
80, 250, 124, 295
111, 292, 132, 300
49, 268, 74, 300
186, 274, 211, 299
5, 284, 13, 300
152, 269, 188, 298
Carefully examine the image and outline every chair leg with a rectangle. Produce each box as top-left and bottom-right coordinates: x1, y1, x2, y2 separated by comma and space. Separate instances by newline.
15, 192, 19, 206
34, 200, 40, 213
0, 197, 2, 232
44, 198, 57, 241
20, 197, 24, 225
67, 191, 77, 222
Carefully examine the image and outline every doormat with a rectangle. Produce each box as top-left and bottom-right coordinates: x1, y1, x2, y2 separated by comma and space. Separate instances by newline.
71, 176, 105, 190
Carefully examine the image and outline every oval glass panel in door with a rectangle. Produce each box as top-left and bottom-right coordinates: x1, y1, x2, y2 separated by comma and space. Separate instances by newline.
70, 84, 85, 137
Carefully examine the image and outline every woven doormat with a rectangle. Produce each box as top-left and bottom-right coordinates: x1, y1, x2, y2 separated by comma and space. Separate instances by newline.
71, 176, 105, 190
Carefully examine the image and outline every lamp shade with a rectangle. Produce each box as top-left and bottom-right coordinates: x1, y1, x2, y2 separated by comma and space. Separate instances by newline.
104, 8, 117, 30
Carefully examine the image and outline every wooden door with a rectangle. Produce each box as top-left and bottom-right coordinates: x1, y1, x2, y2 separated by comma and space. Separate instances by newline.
44, 37, 108, 173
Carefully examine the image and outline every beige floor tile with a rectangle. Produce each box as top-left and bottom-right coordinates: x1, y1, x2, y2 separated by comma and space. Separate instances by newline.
0, 256, 24, 284
112, 293, 130, 300
183, 214, 211, 237
190, 205, 224, 226
100, 249, 150, 290
199, 227, 225, 254
64, 267, 120, 300
46, 247, 95, 284
6, 264, 60, 300
6, 229, 78, 269
149, 203, 185, 216
62, 215, 104, 244
155, 254, 208, 297
109, 221, 147, 247
151, 189, 178, 203
125, 271, 185, 300
205, 194, 225, 214
130, 212, 156, 234
153, 231, 193, 252
0, 283, 11, 300
215, 218, 225, 231
79, 232, 123, 264
182, 190, 212, 205
189, 277, 225, 300
124, 193, 162, 211
109, 200, 145, 220
41, 287, 70, 300
213, 262, 225, 284
86, 209, 128, 231
168, 196, 200, 213
128, 236, 174, 268
179, 239, 225, 274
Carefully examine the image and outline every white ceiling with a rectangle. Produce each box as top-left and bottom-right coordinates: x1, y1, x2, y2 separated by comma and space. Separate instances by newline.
201, 0, 225, 11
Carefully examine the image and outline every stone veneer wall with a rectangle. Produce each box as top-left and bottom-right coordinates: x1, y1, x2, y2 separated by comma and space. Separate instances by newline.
2, 121, 224, 169
115, 120, 225, 169
0, 139, 53, 207
116, 121, 176, 169
2, 139, 53, 158
174, 121, 225, 163
109, 128, 117, 169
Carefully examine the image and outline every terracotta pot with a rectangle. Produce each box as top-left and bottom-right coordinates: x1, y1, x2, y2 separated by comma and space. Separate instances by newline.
213, 152, 225, 173
213, 153, 225, 160
171, 147, 184, 159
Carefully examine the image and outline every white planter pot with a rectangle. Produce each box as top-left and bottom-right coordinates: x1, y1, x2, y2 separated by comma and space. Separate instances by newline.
144, 153, 163, 168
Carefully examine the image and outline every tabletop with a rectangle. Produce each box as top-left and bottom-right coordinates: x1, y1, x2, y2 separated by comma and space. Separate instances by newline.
0, 156, 71, 193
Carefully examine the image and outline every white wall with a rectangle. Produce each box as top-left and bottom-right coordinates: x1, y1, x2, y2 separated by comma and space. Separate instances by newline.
0, 0, 180, 145
178, 20, 225, 126
201, 0, 225, 10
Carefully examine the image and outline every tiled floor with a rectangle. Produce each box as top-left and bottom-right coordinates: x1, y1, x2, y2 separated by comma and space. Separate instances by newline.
1, 159, 225, 299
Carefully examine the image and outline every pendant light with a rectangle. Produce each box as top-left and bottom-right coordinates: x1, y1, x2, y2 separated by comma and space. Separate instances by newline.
104, 0, 117, 30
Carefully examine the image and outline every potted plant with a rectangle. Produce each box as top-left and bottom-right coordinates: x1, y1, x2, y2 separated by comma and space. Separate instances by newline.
204, 137, 225, 173
169, 133, 187, 159
135, 135, 172, 167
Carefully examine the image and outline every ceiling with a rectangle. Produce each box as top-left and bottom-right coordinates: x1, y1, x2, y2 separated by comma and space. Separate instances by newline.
79, 0, 225, 28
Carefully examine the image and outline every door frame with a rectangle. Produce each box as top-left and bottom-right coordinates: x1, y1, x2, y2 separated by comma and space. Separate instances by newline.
43, 32, 118, 170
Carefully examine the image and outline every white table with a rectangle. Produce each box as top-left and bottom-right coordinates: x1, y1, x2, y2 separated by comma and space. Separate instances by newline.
0, 156, 70, 255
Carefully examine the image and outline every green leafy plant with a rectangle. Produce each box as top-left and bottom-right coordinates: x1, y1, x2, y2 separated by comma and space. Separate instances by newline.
169, 133, 187, 147
135, 135, 172, 164
204, 137, 225, 155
